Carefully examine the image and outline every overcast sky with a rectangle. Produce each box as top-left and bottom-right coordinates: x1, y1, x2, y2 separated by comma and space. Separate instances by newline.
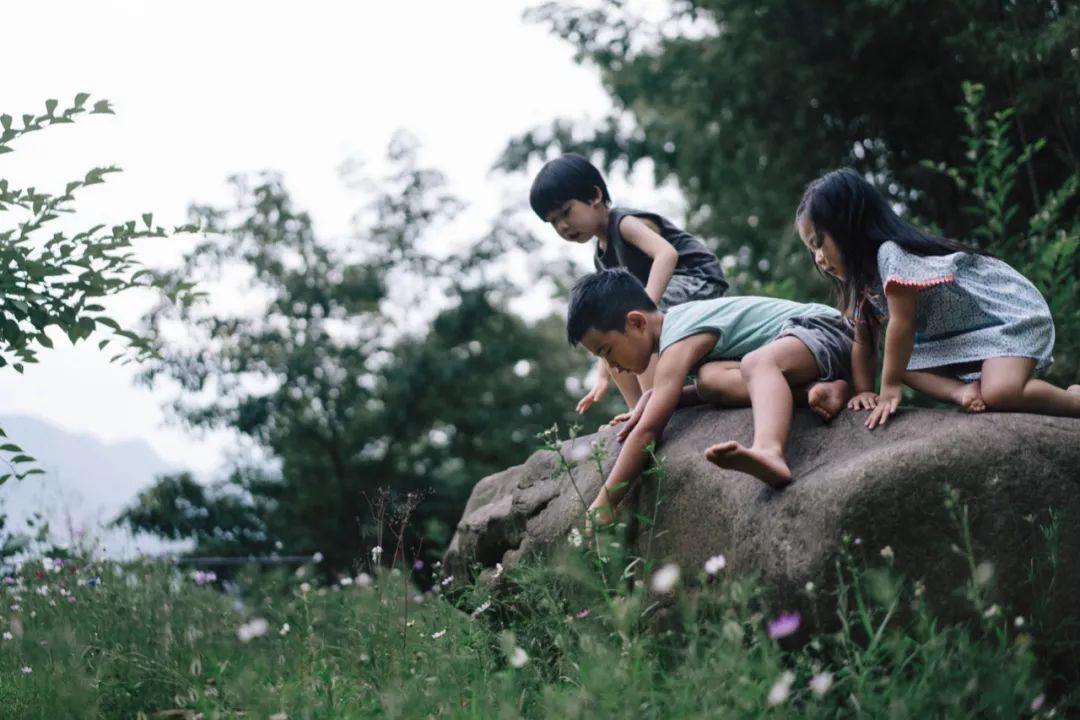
1, 1, 688, 475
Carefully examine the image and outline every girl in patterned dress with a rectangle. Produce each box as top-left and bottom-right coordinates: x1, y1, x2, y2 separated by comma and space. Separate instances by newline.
794, 168, 1080, 429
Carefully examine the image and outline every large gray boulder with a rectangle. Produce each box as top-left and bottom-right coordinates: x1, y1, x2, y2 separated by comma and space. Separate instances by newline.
445, 407, 1080, 628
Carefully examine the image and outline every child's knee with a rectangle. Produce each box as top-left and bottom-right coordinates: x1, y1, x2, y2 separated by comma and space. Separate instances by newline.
740, 349, 773, 378
980, 379, 1021, 409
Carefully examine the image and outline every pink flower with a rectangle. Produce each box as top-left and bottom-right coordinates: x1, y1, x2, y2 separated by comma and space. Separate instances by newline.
768, 612, 801, 639
575, 608, 591, 620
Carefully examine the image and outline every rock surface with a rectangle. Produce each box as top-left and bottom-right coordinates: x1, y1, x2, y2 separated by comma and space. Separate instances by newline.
445, 407, 1080, 628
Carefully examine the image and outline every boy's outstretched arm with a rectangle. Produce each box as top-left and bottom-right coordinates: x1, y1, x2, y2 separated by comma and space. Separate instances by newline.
618, 216, 678, 304
587, 332, 717, 527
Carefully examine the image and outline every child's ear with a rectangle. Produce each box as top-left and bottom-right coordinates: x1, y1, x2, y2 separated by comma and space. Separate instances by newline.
591, 186, 604, 206
625, 310, 648, 331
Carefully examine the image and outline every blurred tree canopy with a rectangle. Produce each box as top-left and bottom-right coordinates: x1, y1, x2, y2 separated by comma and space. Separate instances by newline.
498, 0, 1079, 299
118, 135, 589, 568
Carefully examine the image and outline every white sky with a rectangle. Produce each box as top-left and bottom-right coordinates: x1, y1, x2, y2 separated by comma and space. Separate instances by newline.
1, 1, 683, 475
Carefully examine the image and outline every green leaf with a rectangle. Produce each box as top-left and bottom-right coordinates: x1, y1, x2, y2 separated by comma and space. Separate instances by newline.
0, 444, 22, 452
45, 99, 58, 116
91, 99, 114, 115
74, 92, 91, 108
142, 212, 153, 229
0, 114, 10, 130
9, 455, 34, 464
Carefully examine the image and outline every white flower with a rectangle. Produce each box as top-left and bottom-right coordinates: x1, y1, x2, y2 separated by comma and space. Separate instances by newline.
471, 600, 492, 618
509, 646, 529, 668
568, 527, 583, 548
339, 576, 353, 586
371, 546, 383, 562
880, 546, 894, 561
567, 442, 591, 462
299, 582, 311, 594
974, 561, 994, 586
1030, 693, 1045, 711
440, 575, 454, 587
767, 670, 796, 706
1014, 616, 1025, 628
431, 629, 446, 639
312, 552, 324, 564
237, 617, 270, 643
2, 632, 11, 640
9, 604, 19, 612
704, 554, 727, 575
355, 573, 373, 588
493, 563, 504, 578
805, 581, 815, 594
983, 604, 1001, 619
20, 666, 31, 674
808, 671, 833, 697
274, 541, 284, 550
650, 564, 680, 594
269, 713, 288, 720
279, 623, 290, 636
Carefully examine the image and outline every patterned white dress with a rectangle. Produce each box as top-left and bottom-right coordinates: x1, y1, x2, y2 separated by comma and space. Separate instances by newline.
861, 241, 1055, 380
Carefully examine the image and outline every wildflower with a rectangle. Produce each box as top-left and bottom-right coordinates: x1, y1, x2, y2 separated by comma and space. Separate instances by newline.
974, 561, 995, 586
413, 559, 425, 572
805, 581, 815, 594
279, 623, 290, 636
471, 600, 492, 618
237, 617, 270, 643
312, 552, 323, 564
704, 554, 727, 575
808, 671, 833, 697
983, 604, 1001, 619
371, 546, 383, 562
355, 573, 373, 589
431, 629, 446, 639
853, 537, 862, 546
1014, 616, 1025, 628
567, 442, 591, 462
568, 527, 583, 548
650, 564, 681, 594
86, 578, 100, 586
299, 582, 311, 594
21, 666, 31, 674
575, 608, 591, 620
1031, 693, 1045, 711
493, 562, 503, 578
10, 604, 19, 612
768, 612, 801, 639
275, 541, 284, 550
440, 575, 454, 587
2, 577, 14, 585
413, 594, 424, 604
269, 713, 288, 720
191, 570, 217, 585
880, 546, 894, 561
509, 646, 529, 668
339, 576, 353, 586
35, 586, 49, 596
2, 632, 11, 640
767, 670, 795, 706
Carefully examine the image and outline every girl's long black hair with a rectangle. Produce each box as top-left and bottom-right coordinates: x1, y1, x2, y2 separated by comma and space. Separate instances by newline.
795, 168, 989, 321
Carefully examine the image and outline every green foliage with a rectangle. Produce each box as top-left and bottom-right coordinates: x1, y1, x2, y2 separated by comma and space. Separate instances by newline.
0, 95, 198, 486
499, 0, 1080, 300
118, 134, 590, 568
1, 494, 1075, 717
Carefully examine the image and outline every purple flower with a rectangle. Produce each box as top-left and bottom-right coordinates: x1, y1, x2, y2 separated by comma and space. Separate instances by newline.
86, 578, 99, 586
191, 570, 217, 585
767, 612, 801, 639
413, 559, 425, 572
575, 608, 591, 620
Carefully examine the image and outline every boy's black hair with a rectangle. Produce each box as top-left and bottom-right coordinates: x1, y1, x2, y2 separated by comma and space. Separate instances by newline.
567, 269, 657, 346
529, 153, 611, 220
795, 168, 989, 320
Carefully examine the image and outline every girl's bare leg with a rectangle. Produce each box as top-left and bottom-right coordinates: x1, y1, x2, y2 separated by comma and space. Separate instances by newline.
980, 357, 1080, 417
904, 369, 986, 412
704, 338, 820, 487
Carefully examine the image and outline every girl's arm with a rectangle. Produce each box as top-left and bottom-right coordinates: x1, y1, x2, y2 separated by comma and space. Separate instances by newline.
866, 284, 918, 429
618, 216, 679, 304
848, 317, 879, 410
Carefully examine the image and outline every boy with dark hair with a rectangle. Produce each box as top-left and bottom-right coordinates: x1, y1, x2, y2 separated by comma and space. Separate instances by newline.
531, 153, 728, 417
567, 270, 853, 528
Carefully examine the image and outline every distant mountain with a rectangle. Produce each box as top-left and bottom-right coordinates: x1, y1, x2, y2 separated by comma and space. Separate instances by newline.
0, 414, 188, 557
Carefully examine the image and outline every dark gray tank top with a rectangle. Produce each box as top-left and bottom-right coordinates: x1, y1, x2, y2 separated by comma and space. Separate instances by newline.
593, 207, 727, 292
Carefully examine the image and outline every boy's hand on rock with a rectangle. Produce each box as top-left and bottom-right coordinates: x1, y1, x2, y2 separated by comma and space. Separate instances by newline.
848, 391, 879, 411
866, 386, 901, 429
615, 388, 653, 441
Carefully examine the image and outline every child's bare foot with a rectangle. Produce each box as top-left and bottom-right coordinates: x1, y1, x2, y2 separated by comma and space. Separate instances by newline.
807, 379, 851, 421
1068, 384, 1080, 395
704, 441, 793, 488
958, 381, 986, 413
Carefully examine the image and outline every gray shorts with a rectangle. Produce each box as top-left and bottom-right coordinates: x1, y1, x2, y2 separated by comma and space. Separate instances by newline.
773, 314, 854, 382
659, 274, 728, 311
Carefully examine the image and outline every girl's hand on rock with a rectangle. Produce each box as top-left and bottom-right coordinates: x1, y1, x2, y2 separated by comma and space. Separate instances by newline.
848, 391, 879, 411
866, 386, 901, 429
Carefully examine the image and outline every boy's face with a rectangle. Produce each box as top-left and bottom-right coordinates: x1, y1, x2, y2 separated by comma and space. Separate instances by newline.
544, 188, 605, 243
579, 311, 654, 376
798, 218, 847, 281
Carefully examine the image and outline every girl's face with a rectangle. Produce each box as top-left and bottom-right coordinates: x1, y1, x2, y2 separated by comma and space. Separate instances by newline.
798, 218, 847, 281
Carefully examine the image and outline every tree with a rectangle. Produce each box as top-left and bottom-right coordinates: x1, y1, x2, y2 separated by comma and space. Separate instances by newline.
0, 95, 197, 486
120, 135, 590, 568
498, 0, 1079, 299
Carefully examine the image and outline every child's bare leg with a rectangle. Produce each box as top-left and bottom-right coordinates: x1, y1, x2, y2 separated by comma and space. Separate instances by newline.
905, 369, 985, 412
698, 360, 850, 420
807, 379, 852, 421
980, 357, 1080, 417
704, 338, 820, 488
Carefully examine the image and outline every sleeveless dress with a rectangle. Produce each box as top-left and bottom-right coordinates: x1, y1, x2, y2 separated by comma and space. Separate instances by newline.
861, 241, 1055, 380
